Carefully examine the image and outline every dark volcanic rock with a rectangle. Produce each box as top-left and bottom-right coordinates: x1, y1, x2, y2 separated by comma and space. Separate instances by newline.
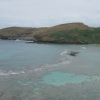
68, 51, 79, 56
0, 35, 8, 40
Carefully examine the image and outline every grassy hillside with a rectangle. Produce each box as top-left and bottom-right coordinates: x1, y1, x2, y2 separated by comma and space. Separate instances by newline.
32, 23, 90, 37
0, 22, 100, 44
0, 27, 39, 40
49, 28, 100, 44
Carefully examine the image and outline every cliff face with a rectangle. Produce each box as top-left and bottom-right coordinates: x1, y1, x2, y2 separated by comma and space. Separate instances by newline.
0, 23, 100, 44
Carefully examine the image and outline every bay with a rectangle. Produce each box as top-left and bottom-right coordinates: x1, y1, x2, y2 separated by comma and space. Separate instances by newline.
0, 40, 100, 100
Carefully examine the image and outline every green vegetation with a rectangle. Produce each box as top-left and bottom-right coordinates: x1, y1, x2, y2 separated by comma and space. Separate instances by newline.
1, 23, 100, 44
49, 28, 100, 44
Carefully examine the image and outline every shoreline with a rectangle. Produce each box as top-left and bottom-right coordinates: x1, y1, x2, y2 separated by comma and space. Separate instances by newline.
0, 38, 100, 45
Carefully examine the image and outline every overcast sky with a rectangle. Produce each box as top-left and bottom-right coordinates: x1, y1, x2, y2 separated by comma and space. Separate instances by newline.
0, 0, 100, 29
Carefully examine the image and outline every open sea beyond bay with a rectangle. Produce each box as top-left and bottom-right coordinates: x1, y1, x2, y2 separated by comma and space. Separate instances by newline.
0, 40, 100, 100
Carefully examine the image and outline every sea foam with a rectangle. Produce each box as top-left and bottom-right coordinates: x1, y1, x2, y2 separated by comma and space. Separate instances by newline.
0, 69, 25, 76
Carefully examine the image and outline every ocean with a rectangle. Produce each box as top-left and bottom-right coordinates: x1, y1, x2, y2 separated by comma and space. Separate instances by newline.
0, 40, 100, 100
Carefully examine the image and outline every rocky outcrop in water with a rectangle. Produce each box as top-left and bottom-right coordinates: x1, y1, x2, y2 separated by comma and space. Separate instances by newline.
67, 51, 79, 56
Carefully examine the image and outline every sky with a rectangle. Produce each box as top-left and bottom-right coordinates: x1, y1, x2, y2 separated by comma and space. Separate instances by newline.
0, 0, 100, 29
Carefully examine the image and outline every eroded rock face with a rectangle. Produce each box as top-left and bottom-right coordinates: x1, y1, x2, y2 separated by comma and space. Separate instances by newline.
0, 35, 8, 40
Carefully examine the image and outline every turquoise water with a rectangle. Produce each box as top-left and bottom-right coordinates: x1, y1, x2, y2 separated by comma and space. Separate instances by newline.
0, 40, 66, 70
41, 71, 99, 86
0, 40, 100, 100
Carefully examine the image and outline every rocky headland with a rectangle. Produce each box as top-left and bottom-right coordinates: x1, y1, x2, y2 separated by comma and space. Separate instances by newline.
0, 22, 100, 44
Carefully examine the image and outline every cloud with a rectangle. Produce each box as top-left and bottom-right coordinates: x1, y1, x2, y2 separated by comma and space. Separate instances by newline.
0, 0, 100, 29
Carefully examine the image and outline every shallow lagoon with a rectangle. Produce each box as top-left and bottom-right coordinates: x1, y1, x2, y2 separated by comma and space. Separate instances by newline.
41, 71, 98, 86
0, 40, 100, 100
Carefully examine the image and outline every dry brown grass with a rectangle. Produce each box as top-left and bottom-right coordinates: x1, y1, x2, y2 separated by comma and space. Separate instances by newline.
0, 22, 93, 41
31, 23, 92, 37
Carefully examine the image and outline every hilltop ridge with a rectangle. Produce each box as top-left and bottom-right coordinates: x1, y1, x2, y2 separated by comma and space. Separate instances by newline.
0, 22, 100, 44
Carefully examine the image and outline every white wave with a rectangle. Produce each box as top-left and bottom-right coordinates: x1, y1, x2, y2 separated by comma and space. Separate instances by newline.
34, 68, 45, 71
80, 46, 86, 49
51, 64, 59, 67
0, 70, 25, 76
60, 61, 71, 64
21, 71, 25, 73
15, 39, 20, 41
10, 72, 20, 75
60, 50, 68, 55
0, 73, 8, 75
33, 58, 71, 72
